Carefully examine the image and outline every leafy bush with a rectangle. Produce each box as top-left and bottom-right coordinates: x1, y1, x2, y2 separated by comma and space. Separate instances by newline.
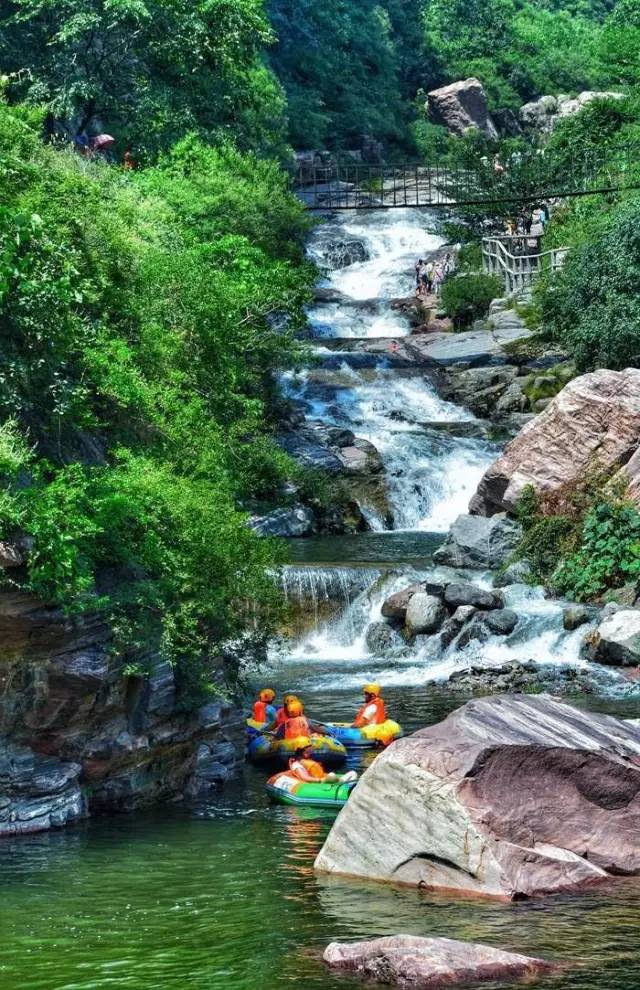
554, 500, 640, 600
538, 196, 640, 370
513, 481, 640, 601
441, 273, 503, 330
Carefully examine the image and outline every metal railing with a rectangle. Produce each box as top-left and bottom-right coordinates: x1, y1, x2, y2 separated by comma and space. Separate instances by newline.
482, 235, 568, 295
294, 144, 640, 210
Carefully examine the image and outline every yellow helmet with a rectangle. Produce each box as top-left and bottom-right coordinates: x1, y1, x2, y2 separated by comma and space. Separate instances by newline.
293, 736, 311, 750
283, 693, 298, 705
363, 682, 381, 696
287, 699, 304, 716
259, 688, 276, 702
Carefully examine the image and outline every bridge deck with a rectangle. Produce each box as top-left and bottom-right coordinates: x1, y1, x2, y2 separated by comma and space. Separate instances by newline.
295, 150, 638, 210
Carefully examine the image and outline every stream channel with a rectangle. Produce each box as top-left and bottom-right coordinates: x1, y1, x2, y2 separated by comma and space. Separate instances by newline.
1, 209, 640, 990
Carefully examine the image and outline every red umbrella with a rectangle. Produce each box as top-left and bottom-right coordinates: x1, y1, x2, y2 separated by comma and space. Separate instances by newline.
91, 133, 115, 150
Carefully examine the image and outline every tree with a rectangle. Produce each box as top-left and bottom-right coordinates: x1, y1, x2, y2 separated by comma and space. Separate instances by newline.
0, 0, 288, 157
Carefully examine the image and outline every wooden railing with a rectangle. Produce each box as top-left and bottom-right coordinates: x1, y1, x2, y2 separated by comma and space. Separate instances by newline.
482, 235, 568, 295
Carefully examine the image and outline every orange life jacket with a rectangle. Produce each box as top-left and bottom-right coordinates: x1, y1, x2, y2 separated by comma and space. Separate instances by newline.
290, 758, 324, 780
284, 715, 310, 739
275, 707, 287, 728
354, 697, 386, 727
253, 700, 268, 723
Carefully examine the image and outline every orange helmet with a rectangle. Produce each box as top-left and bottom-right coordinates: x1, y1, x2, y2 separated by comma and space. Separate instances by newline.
259, 688, 276, 702
287, 699, 304, 717
283, 693, 298, 705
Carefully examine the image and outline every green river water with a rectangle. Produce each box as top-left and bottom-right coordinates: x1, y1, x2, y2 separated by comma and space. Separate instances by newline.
2, 683, 640, 990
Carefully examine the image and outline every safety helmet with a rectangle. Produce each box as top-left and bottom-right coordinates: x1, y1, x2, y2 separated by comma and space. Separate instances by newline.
287, 699, 304, 716
363, 682, 381, 696
283, 693, 298, 705
259, 688, 276, 702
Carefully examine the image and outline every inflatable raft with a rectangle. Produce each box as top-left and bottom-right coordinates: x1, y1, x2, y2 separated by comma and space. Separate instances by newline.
324, 719, 402, 748
246, 730, 347, 769
266, 772, 356, 808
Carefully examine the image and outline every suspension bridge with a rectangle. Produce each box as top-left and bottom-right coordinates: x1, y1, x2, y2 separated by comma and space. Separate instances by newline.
294, 144, 639, 211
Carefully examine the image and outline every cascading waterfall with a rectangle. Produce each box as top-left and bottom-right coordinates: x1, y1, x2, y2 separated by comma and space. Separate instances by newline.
269, 208, 600, 704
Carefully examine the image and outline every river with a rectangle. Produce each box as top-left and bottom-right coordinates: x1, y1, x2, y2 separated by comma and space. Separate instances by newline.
2, 208, 640, 989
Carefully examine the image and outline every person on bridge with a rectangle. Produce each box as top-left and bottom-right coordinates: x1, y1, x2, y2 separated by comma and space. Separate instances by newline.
288, 741, 358, 784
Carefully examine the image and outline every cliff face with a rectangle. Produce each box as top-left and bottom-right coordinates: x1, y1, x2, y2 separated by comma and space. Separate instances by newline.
0, 590, 241, 836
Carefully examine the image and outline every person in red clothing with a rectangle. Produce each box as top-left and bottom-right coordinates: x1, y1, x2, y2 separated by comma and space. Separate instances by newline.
252, 688, 277, 724
352, 683, 386, 727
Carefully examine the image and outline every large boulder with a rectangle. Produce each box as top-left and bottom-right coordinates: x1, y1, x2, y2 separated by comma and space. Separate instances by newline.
315, 694, 640, 898
381, 583, 424, 622
433, 513, 522, 569
470, 370, 640, 516
520, 91, 624, 134
589, 609, 640, 666
405, 593, 446, 635
427, 78, 498, 138
324, 935, 556, 988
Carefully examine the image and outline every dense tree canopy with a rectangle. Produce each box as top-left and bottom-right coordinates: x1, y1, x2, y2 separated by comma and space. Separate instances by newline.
0, 98, 312, 699
0, 0, 288, 157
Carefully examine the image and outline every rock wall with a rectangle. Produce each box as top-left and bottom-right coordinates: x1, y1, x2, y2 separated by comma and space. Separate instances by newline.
0, 590, 241, 836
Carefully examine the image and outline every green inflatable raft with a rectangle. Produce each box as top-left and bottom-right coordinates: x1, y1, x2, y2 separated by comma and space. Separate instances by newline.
266, 771, 356, 808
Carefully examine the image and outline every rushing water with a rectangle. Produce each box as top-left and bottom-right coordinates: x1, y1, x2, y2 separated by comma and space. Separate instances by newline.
4, 208, 640, 990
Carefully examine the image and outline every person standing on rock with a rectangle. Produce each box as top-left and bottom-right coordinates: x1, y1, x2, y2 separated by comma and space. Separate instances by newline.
432, 262, 445, 297
421, 261, 434, 295
415, 259, 423, 293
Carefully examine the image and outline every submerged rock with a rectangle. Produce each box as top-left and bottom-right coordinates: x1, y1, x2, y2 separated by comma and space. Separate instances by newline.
324, 935, 556, 988
434, 513, 522, 569
484, 608, 518, 634
365, 622, 406, 655
250, 505, 315, 538
315, 694, 640, 898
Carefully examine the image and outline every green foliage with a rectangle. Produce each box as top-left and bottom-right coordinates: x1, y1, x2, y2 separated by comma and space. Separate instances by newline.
554, 500, 640, 600
440, 273, 502, 329
538, 195, 640, 370
423, 0, 606, 108
0, 99, 313, 702
514, 481, 640, 601
1, 0, 288, 157
267, 0, 425, 150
